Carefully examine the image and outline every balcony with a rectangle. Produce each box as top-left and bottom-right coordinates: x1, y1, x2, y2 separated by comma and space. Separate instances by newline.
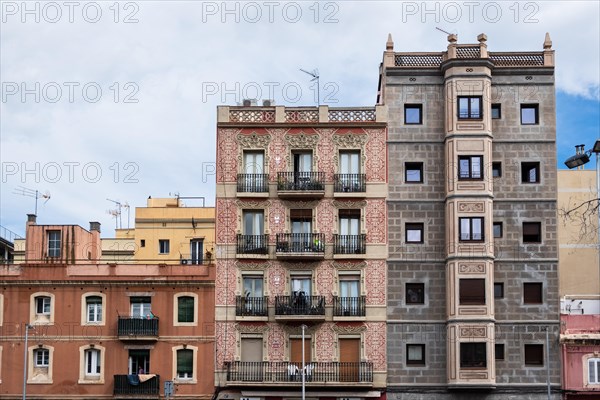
276, 233, 324, 260
275, 294, 325, 321
237, 173, 269, 196
334, 173, 366, 195
117, 317, 158, 340
333, 296, 366, 318
236, 234, 269, 258
235, 295, 268, 317
277, 172, 324, 198
114, 374, 160, 397
224, 361, 373, 385
333, 234, 366, 257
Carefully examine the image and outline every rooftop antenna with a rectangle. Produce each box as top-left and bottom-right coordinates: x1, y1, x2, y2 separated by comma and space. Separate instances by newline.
106, 198, 122, 229
122, 202, 131, 230
13, 186, 51, 215
300, 68, 319, 105
436, 27, 452, 35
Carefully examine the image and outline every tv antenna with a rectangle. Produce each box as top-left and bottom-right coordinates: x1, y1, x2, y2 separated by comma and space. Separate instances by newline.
300, 68, 320, 105
106, 198, 126, 229
436, 27, 456, 36
13, 186, 51, 215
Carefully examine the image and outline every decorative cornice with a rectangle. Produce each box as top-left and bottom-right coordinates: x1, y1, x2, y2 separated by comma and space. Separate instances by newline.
332, 133, 368, 148
284, 133, 320, 149
236, 323, 270, 334
332, 200, 367, 209
282, 200, 319, 209
282, 324, 318, 335
236, 261, 269, 271
282, 262, 318, 271
457, 201, 485, 213
235, 200, 271, 209
332, 323, 367, 334
459, 326, 487, 338
458, 263, 486, 274
332, 261, 367, 270
237, 132, 272, 149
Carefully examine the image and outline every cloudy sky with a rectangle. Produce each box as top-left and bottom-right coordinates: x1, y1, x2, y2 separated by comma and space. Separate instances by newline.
1, 0, 599, 237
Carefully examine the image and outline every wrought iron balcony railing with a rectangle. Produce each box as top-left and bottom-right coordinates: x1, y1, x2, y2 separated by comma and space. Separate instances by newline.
333, 296, 366, 317
225, 361, 373, 383
275, 294, 325, 316
235, 295, 268, 317
236, 234, 269, 255
237, 173, 269, 193
333, 234, 366, 255
114, 374, 160, 395
277, 172, 324, 191
334, 173, 366, 193
117, 317, 159, 338
276, 233, 324, 254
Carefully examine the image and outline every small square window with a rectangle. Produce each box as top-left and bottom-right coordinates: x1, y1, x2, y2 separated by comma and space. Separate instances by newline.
406, 344, 425, 365
459, 217, 484, 242
405, 223, 424, 243
35, 348, 50, 367
492, 162, 502, 177
459, 279, 486, 305
458, 156, 483, 180
405, 162, 423, 183
521, 162, 540, 183
523, 222, 541, 243
460, 343, 487, 368
523, 282, 543, 304
36, 296, 51, 315
495, 343, 505, 360
493, 222, 503, 238
458, 96, 482, 119
159, 239, 170, 254
524, 344, 544, 365
406, 283, 425, 304
521, 104, 539, 125
494, 282, 504, 299
404, 104, 423, 124
140, 239, 145, 248
491, 104, 501, 119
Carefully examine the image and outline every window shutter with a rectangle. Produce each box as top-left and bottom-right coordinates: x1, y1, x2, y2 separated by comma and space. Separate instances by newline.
177, 349, 193, 373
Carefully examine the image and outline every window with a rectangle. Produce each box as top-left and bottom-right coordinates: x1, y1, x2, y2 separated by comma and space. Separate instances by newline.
406, 283, 425, 304
524, 344, 544, 365
523, 282, 543, 304
493, 222, 503, 238
459, 217, 484, 242
458, 156, 483, 179
523, 222, 541, 243
588, 358, 600, 384
47, 230, 61, 257
406, 344, 425, 365
86, 296, 102, 323
243, 151, 266, 191
159, 239, 170, 254
458, 96, 482, 119
405, 223, 424, 243
177, 349, 193, 379
35, 348, 50, 367
85, 349, 101, 376
339, 275, 361, 315
521, 104, 539, 124
405, 162, 423, 183
190, 239, 204, 264
491, 103, 501, 119
140, 239, 145, 247
404, 104, 423, 124
521, 162, 540, 183
36, 296, 51, 315
459, 279, 486, 305
494, 282, 504, 299
177, 296, 195, 323
131, 297, 152, 318
492, 162, 502, 177
495, 344, 505, 360
460, 343, 486, 368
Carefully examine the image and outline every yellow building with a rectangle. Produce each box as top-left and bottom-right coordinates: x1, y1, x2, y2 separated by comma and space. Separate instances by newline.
558, 169, 599, 313
116, 197, 215, 264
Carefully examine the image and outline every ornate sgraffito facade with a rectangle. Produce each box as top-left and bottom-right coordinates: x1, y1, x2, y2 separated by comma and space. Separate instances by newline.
215, 105, 387, 399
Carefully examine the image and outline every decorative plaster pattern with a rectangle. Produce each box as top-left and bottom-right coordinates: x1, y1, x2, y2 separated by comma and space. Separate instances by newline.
365, 322, 386, 370
364, 129, 386, 182
216, 322, 237, 366
458, 263, 486, 274
316, 128, 336, 180
216, 199, 237, 243
267, 323, 286, 361
268, 200, 286, 243
267, 262, 286, 304
460, 326, 487, 338
365, 260, 386, 305
316, 200, 335, 238
365, 199, 386, 243
457, 201, 485, 213
316, 261, 335, 301
267, 129, 288, 178
316, 323, 336, 361
216, 128, 240, 183
216, 259, 237, 305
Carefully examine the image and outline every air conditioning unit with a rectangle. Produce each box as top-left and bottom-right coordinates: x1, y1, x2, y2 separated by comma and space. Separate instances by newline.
241, 99, 257, 107
262, 99, 275, 106
180, 259, 189, 265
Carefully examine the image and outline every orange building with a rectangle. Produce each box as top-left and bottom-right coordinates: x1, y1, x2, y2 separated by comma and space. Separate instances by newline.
0, 215, 215, 399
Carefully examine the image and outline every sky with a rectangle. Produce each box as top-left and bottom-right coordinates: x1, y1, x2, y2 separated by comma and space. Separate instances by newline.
1, 0, 599, 238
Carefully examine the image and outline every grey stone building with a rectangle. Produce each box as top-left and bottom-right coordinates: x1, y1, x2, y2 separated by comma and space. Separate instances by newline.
378, 33, 560, 399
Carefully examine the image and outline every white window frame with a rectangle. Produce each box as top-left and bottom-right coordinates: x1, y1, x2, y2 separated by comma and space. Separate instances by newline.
28, 345, 54, 384
78, 345, 105, 384
35, 348, 49, 367
47, 230, 61, 258
159, 239, 170, 254
30, 292, 55, 325
81, 292, 106, 326
172, 345, 198, 384
586, 356, 600, 386
173, 292, 198, 327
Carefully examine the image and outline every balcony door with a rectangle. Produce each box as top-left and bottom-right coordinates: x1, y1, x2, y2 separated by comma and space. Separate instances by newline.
129, 349, 150, 374
190, 239, 203, 264
291, 276, 311, 297
291, 209, 312, 252
243, 275, 264, 314
340, 151, 360, 174
339, 276, 360, 315
244, 151, 265, 191
339, 210, 360, 252
244, 211, 264, 236
290, 337, 311, 379
241, 337, 263, 382
130, 297, 152, 318
293, 152, 312, 173
339, 338, 360, 382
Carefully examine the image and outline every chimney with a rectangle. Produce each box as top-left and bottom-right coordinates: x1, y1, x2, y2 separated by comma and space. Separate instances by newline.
89, 222, 101, 233
27, 214, 37, 225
